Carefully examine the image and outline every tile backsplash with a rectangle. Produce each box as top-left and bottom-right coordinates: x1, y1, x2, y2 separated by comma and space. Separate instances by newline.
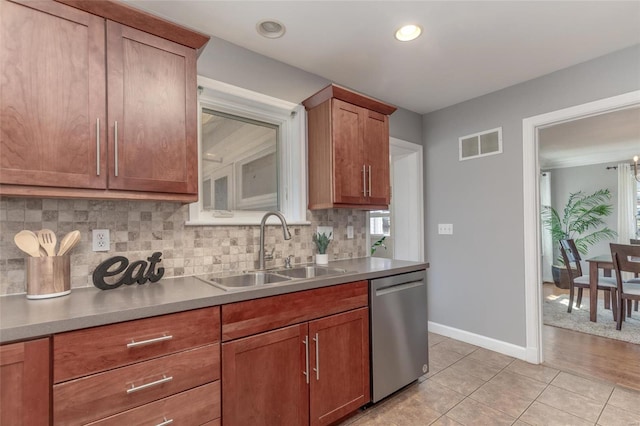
0, 198, 367, 295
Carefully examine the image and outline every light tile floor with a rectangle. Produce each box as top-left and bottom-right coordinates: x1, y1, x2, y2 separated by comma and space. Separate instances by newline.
340, 332, 640, 426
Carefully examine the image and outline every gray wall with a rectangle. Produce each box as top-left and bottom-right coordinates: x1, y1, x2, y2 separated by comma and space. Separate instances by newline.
423, 45, 640, 346
550, 163, 619, 265
197, 36, 423, 144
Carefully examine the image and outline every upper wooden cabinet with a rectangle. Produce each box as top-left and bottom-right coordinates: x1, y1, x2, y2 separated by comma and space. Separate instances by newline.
303, 84, 397, 210
0, 0, 208, 202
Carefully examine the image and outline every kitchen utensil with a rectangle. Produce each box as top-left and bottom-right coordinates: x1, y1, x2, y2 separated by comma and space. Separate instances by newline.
57, 230, 81, 256
14, 230, 42, 257
37, 229, 57, 257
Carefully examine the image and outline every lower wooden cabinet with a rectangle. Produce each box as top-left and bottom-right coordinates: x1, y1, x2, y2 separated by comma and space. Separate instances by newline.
0, 338, 50, 426
222, 307, 370, 426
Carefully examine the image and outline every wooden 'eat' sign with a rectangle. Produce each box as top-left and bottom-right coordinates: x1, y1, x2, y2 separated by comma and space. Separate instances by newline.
92, 252, 165, 290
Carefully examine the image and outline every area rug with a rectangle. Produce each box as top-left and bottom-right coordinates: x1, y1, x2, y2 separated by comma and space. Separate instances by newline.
543, 294, 640, 344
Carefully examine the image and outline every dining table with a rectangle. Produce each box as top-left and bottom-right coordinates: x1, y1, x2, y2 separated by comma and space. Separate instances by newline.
585, 254, 614, 322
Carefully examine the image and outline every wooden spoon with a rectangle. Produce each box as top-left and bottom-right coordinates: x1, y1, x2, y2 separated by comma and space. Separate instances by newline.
37, 229, 57, 257
14, 230, 42, 257
57, 230, 81, 256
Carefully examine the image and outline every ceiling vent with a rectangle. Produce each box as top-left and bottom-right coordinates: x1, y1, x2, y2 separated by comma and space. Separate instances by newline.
459, 127, 502, 161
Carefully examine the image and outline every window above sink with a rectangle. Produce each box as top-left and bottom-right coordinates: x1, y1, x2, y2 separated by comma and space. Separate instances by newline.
187, 76, 308, 226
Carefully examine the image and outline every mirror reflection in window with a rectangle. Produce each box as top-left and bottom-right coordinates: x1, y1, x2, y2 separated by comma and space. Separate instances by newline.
201, 109, 279, 212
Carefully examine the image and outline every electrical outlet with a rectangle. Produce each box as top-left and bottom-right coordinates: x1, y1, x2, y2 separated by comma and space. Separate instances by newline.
92, 229, 110, 252
438, 224, 453, 235
347, 225, 354, 239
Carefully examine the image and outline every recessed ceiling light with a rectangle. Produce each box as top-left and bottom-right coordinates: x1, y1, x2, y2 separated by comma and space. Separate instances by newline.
395, 24, 422, 42
256, 19, 286, 39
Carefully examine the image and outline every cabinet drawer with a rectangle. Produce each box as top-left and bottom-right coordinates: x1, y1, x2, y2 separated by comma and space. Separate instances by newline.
54, 307, 220, 382
54, 343, 220, 425
85, 381, 220, 425
222, 281, 368, 341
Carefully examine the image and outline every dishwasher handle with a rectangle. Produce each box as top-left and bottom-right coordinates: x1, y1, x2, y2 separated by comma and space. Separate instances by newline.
374, 279, 424, 296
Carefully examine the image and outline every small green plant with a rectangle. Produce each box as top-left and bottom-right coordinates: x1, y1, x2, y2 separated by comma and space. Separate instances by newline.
312, 232, 332, 254
370, 236, 387, 256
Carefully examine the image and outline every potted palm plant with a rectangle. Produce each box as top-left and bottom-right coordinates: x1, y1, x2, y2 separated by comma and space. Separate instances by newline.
541, 189, 617, 288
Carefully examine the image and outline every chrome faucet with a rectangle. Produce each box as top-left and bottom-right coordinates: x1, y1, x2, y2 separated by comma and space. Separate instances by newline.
259, 211, 292, 270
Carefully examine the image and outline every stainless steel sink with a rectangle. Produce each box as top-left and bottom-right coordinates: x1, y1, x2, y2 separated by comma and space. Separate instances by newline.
196, 265, 349, 291
271, 265, 347, 279
197, 271, 292, 291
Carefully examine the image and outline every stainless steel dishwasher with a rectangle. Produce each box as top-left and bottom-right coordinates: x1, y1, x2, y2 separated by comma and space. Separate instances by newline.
370, 270, 428, 403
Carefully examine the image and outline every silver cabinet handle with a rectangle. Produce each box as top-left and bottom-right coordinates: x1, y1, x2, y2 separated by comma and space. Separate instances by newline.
362, 165, 367, 196
156, 417, 174, 426
114, 120, 119, 177
303, 335, 309, 384
368, 165, 372, 197
96, 118, 100, 176
312, 333, 319, 381
126, 334, 173, 349
126, 374, 173, 394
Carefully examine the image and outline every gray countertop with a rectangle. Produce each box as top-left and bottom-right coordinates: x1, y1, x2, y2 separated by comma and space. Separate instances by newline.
0, 257, 427, 344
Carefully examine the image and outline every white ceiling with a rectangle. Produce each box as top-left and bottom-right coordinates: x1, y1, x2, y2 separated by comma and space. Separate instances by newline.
126, 1, 640, 166
539, 106, 640, 169
125, 1, 640, 115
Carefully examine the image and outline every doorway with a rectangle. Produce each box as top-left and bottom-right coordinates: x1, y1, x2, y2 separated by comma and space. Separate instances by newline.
522, 90, 640, 363
367, 138, 424, 262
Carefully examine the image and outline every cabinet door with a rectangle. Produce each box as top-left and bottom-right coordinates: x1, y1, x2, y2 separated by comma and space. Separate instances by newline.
0, 338, 50, 425
106, 20, 197, 194
331, 99, 365, 205
309, 308, 370, 426
364, 110, 390, 206
222, 324, 308, 426
0, 0, 107, 189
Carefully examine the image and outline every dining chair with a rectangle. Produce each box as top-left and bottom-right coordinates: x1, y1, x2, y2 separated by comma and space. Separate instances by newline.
559, 239, 617, 318
610, 243, 640, 330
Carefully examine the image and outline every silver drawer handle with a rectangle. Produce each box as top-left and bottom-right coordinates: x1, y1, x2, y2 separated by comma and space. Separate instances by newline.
156, 417, 174, 426
303, 335, 309, 384
96, 118, 100, 176
114, 120, 119, 177
127, 334, 173, 348
126, 374, 173, 394
313, 333, 319, 381
368, 165, 372, 197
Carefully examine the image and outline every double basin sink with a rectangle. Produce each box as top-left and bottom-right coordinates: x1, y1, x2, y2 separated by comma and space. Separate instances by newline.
196, 265, 349, 291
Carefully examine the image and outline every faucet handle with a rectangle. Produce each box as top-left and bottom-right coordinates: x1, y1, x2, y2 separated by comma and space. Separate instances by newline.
284, 255, 294, 269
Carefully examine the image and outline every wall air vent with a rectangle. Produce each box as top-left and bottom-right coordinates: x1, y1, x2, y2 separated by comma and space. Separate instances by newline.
459, 127, 502, 161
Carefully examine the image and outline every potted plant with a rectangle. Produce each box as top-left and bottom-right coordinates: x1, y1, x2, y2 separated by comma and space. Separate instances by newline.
541, 189, 617, 288
370, 236, 387, 256
312, 231, 332, 265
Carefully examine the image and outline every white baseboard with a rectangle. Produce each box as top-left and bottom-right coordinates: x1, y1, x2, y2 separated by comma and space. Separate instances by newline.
428, 321, 528, 361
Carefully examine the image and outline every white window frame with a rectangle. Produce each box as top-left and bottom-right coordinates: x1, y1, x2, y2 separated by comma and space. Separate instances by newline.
188, 76, 308, 225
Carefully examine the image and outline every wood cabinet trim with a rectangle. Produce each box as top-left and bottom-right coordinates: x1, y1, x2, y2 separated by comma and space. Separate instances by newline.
0, 184, 198, 203
54, 0, 210, 51
221, 281, 368, 341
302, 84, 397, 115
